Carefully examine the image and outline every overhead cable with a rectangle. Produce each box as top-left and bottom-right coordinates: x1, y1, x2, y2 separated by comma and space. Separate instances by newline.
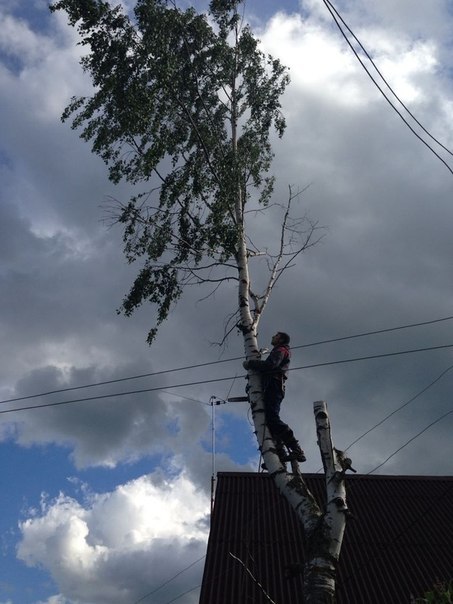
3, 314, 453, 406
162, 584, 202, 604
344, 363, 453, 453
323, 0, 453, 158
291, 342, 453, 372
2, 341, 453, 416
367, 407, 453, 474
315, 362, 453, 474
133, 555, 205, 604
321, 0, 453, 176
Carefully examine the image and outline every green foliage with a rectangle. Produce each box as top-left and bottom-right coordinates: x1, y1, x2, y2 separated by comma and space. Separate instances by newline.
416, 580, 453, 604
51, 0, 290, 341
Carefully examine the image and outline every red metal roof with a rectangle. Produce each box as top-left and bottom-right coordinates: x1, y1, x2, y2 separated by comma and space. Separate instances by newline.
200, 472, 453, 603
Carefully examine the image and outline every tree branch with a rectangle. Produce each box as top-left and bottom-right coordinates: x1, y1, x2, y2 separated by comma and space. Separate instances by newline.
249, 184, 322, 328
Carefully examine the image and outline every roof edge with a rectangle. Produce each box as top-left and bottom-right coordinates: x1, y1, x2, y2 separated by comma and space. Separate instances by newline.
216, 471, 453, 481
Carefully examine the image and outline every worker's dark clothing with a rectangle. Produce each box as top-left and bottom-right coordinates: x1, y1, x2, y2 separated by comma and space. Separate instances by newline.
247, 345, 296, 445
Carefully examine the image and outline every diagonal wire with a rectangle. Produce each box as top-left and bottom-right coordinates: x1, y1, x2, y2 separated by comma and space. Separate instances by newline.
323, 0, 453, 158
321, 0, 453, 176
323, 0, 453, 156
344, 363, 453, 452
132, 555, 205, 604
367, 407, 453, 474
161, 584, 202, 604
315, 362, 453, 473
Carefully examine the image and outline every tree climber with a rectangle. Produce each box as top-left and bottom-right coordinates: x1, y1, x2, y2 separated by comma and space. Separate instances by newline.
243, 332, 306, 464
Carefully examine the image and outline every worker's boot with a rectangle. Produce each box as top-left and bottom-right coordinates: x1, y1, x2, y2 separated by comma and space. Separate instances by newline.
282, 437, 306, 462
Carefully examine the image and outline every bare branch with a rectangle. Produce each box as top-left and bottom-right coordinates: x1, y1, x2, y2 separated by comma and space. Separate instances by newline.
213, 311, 241, 348
183, 271, 238, 286
250, 184, 323, 327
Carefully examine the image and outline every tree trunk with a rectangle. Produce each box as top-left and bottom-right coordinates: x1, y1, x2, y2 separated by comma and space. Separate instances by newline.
302, 401, 350, 603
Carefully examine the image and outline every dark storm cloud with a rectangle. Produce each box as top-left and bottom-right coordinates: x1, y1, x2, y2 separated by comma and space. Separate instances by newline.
1, 1, 452, 600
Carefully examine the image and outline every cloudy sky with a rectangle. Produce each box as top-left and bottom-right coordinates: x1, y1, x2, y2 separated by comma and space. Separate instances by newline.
1, 0, 453, 602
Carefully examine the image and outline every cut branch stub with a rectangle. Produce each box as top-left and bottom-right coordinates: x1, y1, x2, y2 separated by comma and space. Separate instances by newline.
313, 400, 328, 421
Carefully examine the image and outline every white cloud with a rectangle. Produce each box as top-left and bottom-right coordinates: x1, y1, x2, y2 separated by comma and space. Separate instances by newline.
261, 12, 442, 110
17, 473, 209, 604
0, 13, 54, 64
37, 597, 68, 604
0, 9, 87, 121
262, 14, 363, 103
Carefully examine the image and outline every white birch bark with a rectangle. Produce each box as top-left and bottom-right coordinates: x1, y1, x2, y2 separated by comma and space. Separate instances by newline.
228, 17, 346, 599
300, 402, 349, 603
236, 222, 323, 537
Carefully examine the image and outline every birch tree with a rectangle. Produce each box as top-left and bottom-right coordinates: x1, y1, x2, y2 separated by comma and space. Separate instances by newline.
51, 0, 352, 600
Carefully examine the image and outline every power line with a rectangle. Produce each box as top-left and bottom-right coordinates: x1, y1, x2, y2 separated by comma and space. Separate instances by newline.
162, 584, 201, 604
0, 375, 240, 416
293, 314, 453, 351
3, 314, 453, 406
316, 362, 453, 474
323, 0, 453, 159
367, 407, 453, 474
133, 555, 205, 604
0, 359, 235, 406
291, 342, 453, 371
321, 0, 453, 177
344, 363, 453, 452
159, 390, 208, 405
2, 341, 453, 416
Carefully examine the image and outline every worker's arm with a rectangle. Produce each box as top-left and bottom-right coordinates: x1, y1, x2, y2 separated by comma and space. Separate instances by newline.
243, 348, 286, 372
